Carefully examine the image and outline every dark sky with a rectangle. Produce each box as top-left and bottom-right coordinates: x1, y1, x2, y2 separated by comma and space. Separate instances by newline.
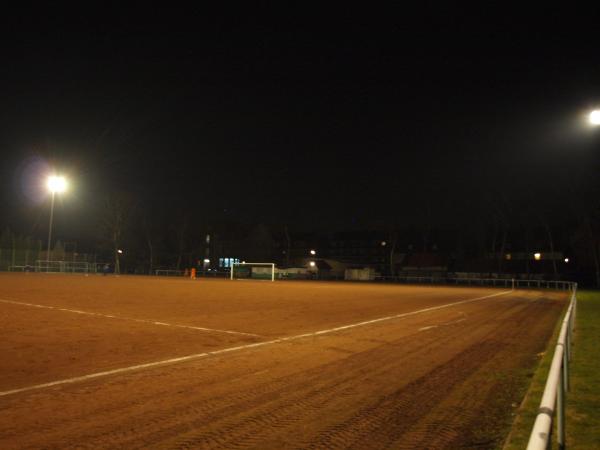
1, 7, 599, 241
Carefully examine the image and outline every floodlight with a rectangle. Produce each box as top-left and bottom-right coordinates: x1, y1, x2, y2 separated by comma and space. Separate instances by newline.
589, 110, 600, 126
534, 253, 541, 261
309, 261, 316, 267
203, 258, 210, 263
564, 258, 569, 263
117, 249, 123, 254
310, 249, 316, 255
47, 176, 67, 193
45, 175, 69, 266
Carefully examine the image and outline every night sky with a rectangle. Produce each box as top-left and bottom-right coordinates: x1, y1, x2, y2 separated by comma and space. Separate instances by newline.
1, 7, 599, 244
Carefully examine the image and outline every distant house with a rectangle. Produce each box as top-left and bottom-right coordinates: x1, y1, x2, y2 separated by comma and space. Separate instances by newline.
400, 252, 447, 275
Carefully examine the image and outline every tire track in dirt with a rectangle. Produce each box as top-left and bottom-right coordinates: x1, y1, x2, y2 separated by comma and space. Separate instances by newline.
64, 328, 458, 449
301, 341, 504, 450
0, 293, 563, 449
1, 302, 480, 449
138, 300, 535, 448
1, 298, 478, 446
301, 298, 559, 450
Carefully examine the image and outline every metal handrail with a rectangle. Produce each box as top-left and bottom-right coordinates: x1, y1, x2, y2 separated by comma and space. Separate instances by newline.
371, 276, 573, 290
526, 282, 577, 450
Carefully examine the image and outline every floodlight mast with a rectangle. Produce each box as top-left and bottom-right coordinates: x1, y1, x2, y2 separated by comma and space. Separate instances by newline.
46, 176, 67, 267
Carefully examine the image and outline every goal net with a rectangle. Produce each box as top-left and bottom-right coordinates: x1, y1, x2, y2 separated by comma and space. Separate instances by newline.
230, 262, 275, 282
35, 260, 90, 273
155, 269, 186, 277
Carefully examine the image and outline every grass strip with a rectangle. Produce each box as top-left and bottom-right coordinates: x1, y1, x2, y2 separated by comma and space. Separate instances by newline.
565, 290, 600, 449
504, 290, 600, 449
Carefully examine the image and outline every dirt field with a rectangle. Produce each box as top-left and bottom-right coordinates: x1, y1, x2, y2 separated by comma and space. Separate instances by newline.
0, 273, 567, 449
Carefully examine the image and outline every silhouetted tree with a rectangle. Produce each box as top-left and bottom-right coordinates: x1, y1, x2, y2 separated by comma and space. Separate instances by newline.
101, 193, 134, 274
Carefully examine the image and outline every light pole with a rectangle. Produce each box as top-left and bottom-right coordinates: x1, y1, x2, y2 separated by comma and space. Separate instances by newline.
46, 176, 67, 268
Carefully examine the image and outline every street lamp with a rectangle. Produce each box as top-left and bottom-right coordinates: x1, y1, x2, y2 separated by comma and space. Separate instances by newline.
588, 109, 600, 126
46, 176, 67, 267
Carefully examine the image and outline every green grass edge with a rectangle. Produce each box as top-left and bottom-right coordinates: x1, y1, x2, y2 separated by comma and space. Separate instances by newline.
503, 289, 600, 450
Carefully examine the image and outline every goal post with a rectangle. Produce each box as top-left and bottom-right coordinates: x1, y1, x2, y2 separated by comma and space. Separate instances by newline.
230, 262, 275, 282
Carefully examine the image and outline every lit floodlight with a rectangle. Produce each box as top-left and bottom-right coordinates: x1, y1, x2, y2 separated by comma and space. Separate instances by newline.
310, 249, 316, 255
309, 261, 316, 267
589, 110, 600, 126
45, 175, 69, 266
381, 241, 387, 246
564, 258, 569, 263
117, 249, 123, 254
203, 258, 210, 263
47, 176, 67, 193
534, 253, 541, 261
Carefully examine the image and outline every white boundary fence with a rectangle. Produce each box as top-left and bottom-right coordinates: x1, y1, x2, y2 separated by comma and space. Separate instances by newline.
527, 282, 577, 450
372, 276, 573, 290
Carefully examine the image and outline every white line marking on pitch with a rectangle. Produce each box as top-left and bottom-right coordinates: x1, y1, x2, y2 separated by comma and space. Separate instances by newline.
0, 298, 260, 338
419, 317, 467, 332
0, 290, 511, 398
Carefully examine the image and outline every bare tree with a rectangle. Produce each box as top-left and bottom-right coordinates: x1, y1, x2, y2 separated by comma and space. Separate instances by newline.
284, 225, 291, 267
174, 215, 189, 270
142, 216, 156, 275
490, 195, 511, 274
540, 217, 558, 278
101, 193, 133, 274
567, 184, 600, 287
579, 210, 600, 287
388, 229, 399, 276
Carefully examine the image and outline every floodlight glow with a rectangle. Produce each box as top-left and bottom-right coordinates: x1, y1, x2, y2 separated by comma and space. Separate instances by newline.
534, 253, 541, 260
564, 258, 569, 263
117, 249, 123, 254
381, 241, 387, 246
589, 110, 600, 125
309, 261, 316, 267
203, 258, 210, 263
47, 176, 67, 193
310, 249, 316, 255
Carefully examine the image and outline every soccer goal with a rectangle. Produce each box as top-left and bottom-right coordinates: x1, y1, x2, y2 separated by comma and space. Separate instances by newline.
35, 260, 89, 273
230, 262, 276, 282
155, 269, 186, 277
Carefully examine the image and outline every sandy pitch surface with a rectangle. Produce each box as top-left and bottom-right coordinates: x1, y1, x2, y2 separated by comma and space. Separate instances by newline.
0, 274, 566, 449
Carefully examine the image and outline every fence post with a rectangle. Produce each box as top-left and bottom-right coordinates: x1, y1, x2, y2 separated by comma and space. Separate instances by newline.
557, 363, 566, 450
563, 333, 570, 391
